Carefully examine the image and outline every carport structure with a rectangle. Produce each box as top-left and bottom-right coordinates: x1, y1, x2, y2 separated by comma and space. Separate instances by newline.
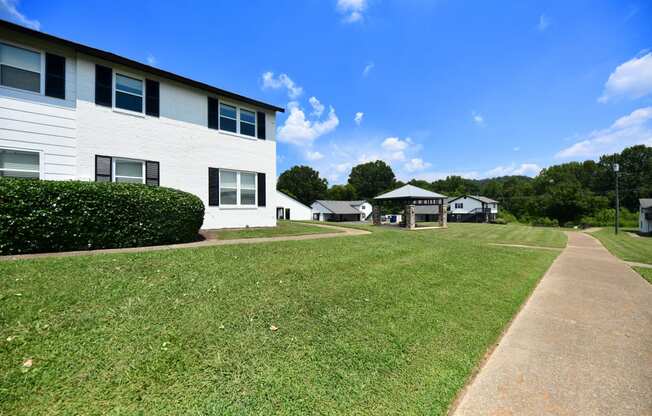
373, 184, 448, 229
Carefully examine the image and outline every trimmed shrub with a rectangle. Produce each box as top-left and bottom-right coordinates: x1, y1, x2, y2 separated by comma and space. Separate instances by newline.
580, 208, 638, 228
497, 210, 518, 224
530, 217, 559, 227
0, 178, 204, 255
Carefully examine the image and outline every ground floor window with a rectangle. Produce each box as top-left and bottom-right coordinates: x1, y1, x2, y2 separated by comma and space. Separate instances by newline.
114, 159, 145, 183
0, 148, 40, 178
219, 169, 256, 206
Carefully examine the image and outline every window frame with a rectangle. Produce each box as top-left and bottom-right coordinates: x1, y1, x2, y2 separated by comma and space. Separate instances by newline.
218, 169, 257, 207
0, 146, 42, 179
112, 158, 145, 184
218, 100, 258, 139
0, 40, 45, 96
113, 71, 145, 115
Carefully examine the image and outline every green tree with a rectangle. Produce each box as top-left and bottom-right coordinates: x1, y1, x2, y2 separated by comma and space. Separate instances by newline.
327, 184, 358, 200
348, 160, 396, 199
277, 165, 328, 206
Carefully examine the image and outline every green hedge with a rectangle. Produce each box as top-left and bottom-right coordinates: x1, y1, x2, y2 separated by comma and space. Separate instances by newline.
0, 178, 205, 255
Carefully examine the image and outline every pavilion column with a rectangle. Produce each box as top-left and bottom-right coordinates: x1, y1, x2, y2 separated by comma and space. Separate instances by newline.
372, 205, 381, 226
405, 204, 416, 230
439, 200, 447, 228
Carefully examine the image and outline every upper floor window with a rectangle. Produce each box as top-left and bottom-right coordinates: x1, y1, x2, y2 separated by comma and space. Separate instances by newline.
115, 73, 143, 113
0, 42, 41, 93
455, 203, 463, 209
219, 102, 257, 138
0, 148, 40, 178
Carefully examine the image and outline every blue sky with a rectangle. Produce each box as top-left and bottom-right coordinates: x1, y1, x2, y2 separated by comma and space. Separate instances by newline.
3, 0, 652, 184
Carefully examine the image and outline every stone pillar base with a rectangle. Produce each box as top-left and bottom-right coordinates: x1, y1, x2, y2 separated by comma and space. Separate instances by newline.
372, 205, 381, 226
405, 204, 416, 230
439, 202, 448, 228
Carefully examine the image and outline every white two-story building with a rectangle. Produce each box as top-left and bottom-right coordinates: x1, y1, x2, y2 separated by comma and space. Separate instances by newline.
0, 20, 283, 229
447, 195, 499, 223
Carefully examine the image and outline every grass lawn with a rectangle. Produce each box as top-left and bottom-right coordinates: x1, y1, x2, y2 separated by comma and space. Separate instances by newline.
591, 228, 652, 264
634, 267, 652, 284
0, 224, 563, 415
206, 220, 339, 240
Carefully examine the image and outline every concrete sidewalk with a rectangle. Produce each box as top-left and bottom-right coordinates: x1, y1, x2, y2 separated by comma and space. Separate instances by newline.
452, 232, 652, 416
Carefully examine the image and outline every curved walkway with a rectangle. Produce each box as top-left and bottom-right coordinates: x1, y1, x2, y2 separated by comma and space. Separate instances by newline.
0, 223, 370, 261
452, 231, 652, 416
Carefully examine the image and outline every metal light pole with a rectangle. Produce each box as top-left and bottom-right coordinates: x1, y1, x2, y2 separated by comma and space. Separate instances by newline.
614, 163, 620, 235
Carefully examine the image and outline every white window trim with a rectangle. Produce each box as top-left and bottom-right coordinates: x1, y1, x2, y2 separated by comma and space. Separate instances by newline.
0, 146, 43, 179
113, 71, 145, 116
0, 40, 45, 96
218, 100, 257, 139
112, 158, 145, 184
219, 169, 257, 208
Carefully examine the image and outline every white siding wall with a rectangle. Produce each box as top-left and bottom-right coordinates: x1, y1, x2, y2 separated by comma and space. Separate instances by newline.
74, 55, 277, 229
0, 28, 78, 180
448, 197, 498, 214
276, 191, 312, 220
641, 208, 651, 234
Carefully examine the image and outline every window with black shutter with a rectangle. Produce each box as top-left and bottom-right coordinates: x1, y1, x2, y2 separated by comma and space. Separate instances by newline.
257, 111, 266, 140
207, 97, 219, 130
257, 172, 266, 207
95, 64, 112, 107
95, 155, 112, 182
145, 161, 160, 186
145, 79, 159, 117
44, 53, 65, 99
208, 167, 220, 206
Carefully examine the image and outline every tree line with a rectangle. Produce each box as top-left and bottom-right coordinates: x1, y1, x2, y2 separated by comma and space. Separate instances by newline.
277, 145, 652, 227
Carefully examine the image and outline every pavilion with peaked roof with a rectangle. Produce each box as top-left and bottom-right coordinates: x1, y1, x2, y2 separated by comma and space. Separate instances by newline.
373, 184, 448, 229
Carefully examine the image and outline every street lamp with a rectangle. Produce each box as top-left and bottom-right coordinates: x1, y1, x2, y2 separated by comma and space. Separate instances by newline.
614, 163, 620, 235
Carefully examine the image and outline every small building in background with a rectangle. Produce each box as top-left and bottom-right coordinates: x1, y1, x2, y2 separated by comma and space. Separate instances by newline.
311, 200, 371, 222
640, 199, 652, 234
275, 191, 312, 221
447, 195, 499, 223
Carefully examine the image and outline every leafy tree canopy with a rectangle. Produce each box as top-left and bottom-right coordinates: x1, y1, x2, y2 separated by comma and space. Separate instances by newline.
277, 165, 327, 206
347, 160, 396, 200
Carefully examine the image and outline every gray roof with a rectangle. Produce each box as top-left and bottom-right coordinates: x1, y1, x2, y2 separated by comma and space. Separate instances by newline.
375, 184, 446, 200
313, 200, 362, 215
640, 199, 652, 209
448, 195, 499, 204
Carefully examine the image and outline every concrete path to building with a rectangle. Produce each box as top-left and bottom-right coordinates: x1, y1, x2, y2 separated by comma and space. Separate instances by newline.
451, 231, 652, 416
0, 223, 370, 261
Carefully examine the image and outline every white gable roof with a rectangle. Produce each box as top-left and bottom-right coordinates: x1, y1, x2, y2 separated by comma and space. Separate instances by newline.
375, 184, 446, 200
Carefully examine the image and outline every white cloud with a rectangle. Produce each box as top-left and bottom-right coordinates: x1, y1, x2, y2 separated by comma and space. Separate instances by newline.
513, 146, 520, 152
555, 107, 652, 159
277, 101, 339, 145
146, 53, 157, 66
354, 112, 364, 125
0, 0, 40, 30
485, 163, 542, 177
537, 14, 550, 31
404, 158, 432, 172
381, 137, 410, 152
261, 72, 303, 99
362, 62, 375, 77
334, 162, 351, 173
598, 52, 652, 103
309, 96, 324, 117
337, 0, 368, 23
472, 111, 485, 125
306, 150, 324, 161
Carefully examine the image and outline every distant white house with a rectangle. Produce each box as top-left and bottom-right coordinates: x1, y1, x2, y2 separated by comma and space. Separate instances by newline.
640, 199, 652, 234
447, 195, 499, 223
311, 200, 372, 222
276, 191, 312, 221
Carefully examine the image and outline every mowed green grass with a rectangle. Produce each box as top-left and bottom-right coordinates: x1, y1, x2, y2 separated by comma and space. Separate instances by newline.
206, 220, 338, 240
591, 228, 652, 264
634, 267, 652, 284
0, 225, 563, 415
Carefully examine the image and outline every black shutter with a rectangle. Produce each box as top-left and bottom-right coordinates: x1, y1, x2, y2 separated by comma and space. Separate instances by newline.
145, 79, 160, 117
95, 155, 112, 182
95, 64, 112, 107
257, 111, 266, 140
44, 53, 65, 99
208, 168, 220, 206
145, 161, 160, 186
257, 172, 266, 207
207, 97, 219, 130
